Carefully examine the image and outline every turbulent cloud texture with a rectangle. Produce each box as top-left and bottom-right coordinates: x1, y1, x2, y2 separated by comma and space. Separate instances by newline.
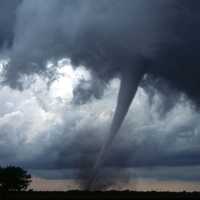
0, 60, 200, 181
1, 0, 200, 185
0, 0, 200, 105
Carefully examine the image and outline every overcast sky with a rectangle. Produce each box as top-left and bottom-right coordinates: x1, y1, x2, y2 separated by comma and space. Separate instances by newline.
1, 0, 200, 191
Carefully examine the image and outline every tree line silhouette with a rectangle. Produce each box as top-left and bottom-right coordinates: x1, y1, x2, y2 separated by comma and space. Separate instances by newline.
0, 166, 31, 199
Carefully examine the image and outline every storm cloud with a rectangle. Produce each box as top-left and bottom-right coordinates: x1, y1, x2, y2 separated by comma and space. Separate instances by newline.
0, 65, 200, 181
1, 0, 200, 188
0, 0, 199, 103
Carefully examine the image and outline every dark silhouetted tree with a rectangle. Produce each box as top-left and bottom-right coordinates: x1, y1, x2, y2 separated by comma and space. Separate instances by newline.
0, 166, 31, 192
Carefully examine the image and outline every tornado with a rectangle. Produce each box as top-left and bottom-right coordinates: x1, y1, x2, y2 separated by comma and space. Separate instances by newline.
88, 65, 145, 189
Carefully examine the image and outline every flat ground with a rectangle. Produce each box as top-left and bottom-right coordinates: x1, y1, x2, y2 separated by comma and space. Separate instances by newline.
2, 191, 200, 200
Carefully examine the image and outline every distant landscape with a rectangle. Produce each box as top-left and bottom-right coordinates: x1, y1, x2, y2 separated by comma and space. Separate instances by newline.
4, 191, 200, 200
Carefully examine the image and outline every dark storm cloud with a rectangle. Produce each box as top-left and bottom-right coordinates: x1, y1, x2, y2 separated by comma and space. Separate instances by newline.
1, 0, 200, 105
0, 0, 21, 49
51, 129, 200, 169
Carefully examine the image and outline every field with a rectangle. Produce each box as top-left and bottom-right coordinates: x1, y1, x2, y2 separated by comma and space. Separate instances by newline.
2, 191, 200, 200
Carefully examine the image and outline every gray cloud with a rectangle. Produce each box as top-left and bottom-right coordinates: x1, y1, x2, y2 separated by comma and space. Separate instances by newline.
72, 78, 105, 105
0, 0, 21, 49
30, 166, 200, 182
0, 72, 199, 182
0, 0, 199, 106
